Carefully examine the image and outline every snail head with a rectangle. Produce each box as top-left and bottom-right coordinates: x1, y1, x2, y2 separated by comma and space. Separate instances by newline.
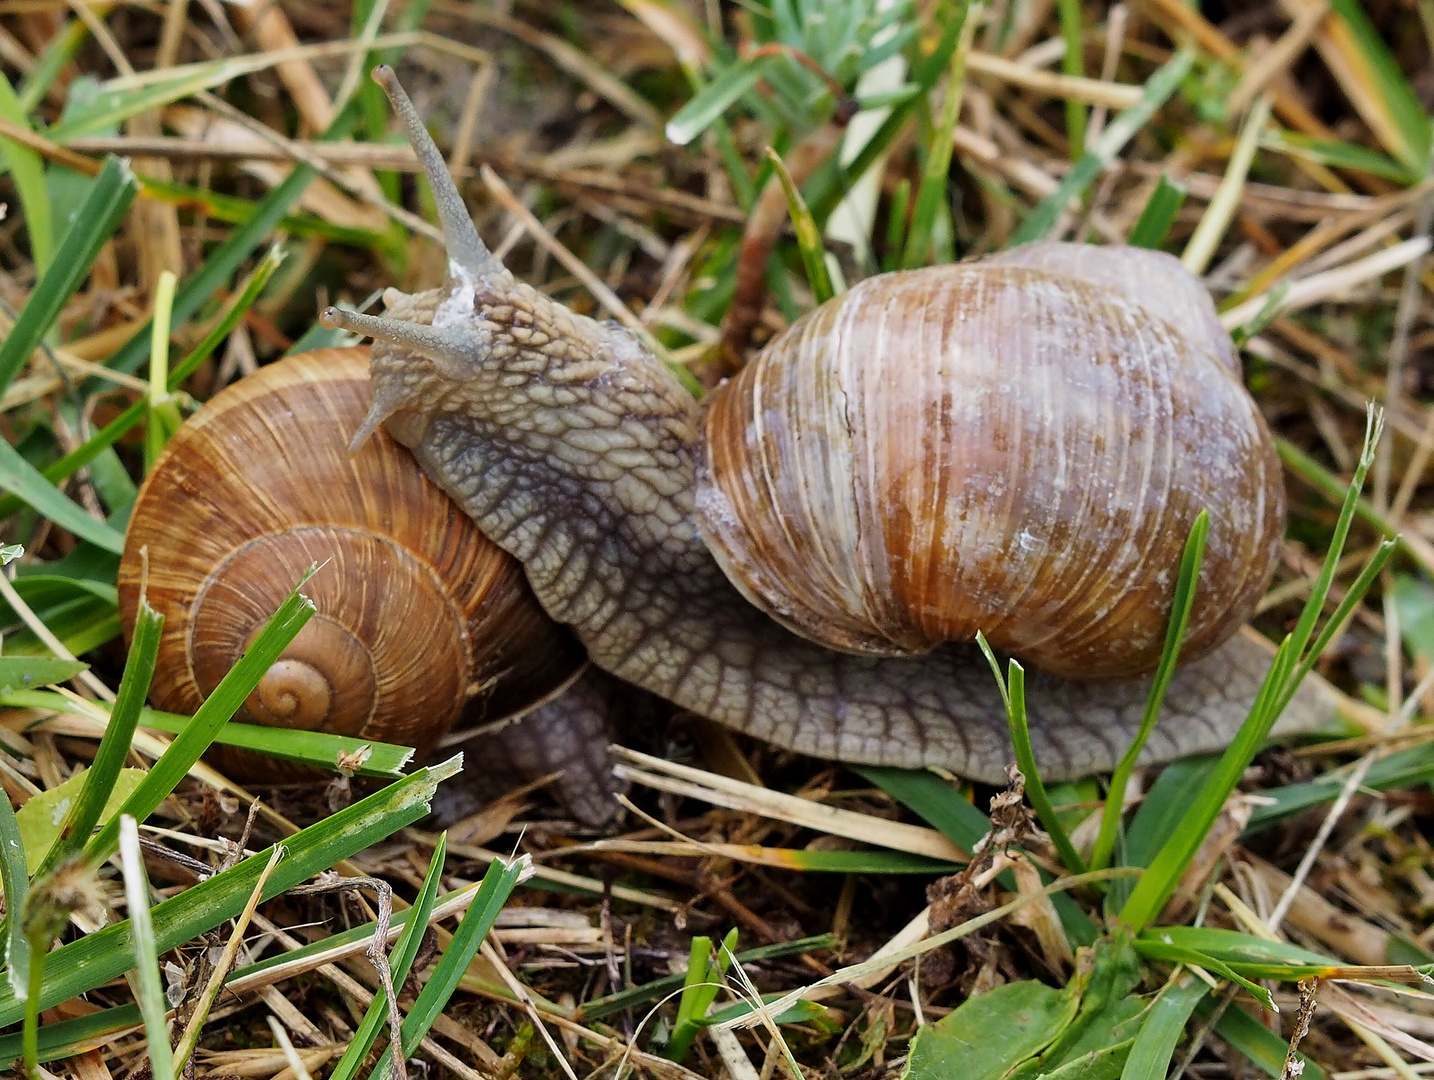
323, 66, 652, 459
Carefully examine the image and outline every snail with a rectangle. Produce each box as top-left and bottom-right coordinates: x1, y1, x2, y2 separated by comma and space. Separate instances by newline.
116, 67, 1339, 809
283, 66, 1333, 789
115, 347, 587, 780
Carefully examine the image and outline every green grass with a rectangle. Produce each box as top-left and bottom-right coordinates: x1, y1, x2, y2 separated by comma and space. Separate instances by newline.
1, 1, 1428, 1072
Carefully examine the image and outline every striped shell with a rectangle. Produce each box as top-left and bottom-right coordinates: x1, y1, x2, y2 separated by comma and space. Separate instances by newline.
695, 242, 1284, 680
117, 348, 585, 777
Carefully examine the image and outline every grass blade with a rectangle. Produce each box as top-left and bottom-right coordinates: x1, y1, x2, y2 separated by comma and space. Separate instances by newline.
666, 59, 772, 147
0, 1003, 142, 1065
0, 244, 286, 522
765, 147, 834, 303
1322, 0, 1431, 170
0, 73, 52, 274
1056, 0, 1087, 158
0, 756, 29, 1003
1120, 415, 1383, 930
0, 155, 137, 397
31, 599, 160, 880
1090, 512, 1208, 873
576, 935, 838, 1022
976, 635, 1086, 874
144, 271, 183, 472
901, 0, 978, 268
328, 834, 449, 1080
1120, 973, 1207, 1080
0, 689, 415, 778
0, 756, 462, 1026
806, 4, 968, 224
667, 928, 739, 1062
1125, 175, 1187, 249
118, 815, 174, 1080
372, 852, 535, 1078
1208, 1000, 1329, 1080
1010, 49, 1193, 246
0, 441, 125, 554
85, 571, 318, 865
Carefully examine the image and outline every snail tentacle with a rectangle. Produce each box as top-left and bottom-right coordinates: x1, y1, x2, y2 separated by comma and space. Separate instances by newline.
370, 64, 508, 282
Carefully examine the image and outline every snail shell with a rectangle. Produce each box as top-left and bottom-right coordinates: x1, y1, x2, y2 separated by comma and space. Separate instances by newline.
116, 347, 586, 777
696, 242, 1284, 679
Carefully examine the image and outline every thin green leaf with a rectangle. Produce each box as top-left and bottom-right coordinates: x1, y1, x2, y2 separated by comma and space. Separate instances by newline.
977, 637, 1086, 875
854, 765, 988, 851
883, 177, 912, 272
576, 935, 839, 1022
0, 441, 125, 554
1288, 409, 1383, 657
144, 271, 181, 471
118, 816, 174, 1080
902, 0, 978, 267
1128, 941, 1275, 1010
1247, 739, 1434, 831
0, 657, 85, 692
0, 689, 414, 778
765, 147, 834, 303
0, 155, 137, 397
1322, 0, 1431, 170
329, 834, 449, 1080
1125, 176, 1187, 249
666, 59, 773, 146
1228, 283, 1290, 347
0, 244, 285, 521
1010, 49, 1193, 246
668, 928, 740, 1062
806, 4, 968, 223
31, 600, 159, 879
85, 572, 318, 865
1260, 128, 1419, 184
1120, 415, 1382, 930
0, 756, 462, 1026
16, 18, 89, 114
1122, 758, 1220, 868
0, 757, 29, 1002
0, 1003, 141, 1066
371, 852, 534, 1079
0, 73, 53, 274
1120, 974, 1207, 1080
1056, 0, 1087, 159
1091, 512, 1208, 873
701, 998, 827, 1027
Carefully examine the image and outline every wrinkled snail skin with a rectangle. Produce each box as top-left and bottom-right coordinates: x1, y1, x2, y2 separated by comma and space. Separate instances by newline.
317, 67, 1340, 789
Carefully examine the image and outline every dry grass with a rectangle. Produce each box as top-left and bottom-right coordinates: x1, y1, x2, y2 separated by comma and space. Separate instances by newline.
0, 1, 1432, 1078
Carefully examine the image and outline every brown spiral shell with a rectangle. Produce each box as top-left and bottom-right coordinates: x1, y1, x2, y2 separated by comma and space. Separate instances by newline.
116, 348, 585, 777
695, 242, 1285, 680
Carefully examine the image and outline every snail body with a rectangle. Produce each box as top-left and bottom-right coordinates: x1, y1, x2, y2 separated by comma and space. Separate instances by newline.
117, 347, 585, 778
308, 69, 1336, 784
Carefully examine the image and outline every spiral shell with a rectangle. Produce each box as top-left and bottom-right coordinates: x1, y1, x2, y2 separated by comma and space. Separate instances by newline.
117, 348, 585, 777
695, 242, 1284, 680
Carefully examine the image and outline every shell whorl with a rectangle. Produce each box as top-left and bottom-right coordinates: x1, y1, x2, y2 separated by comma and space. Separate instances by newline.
117, 348, 585, 776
